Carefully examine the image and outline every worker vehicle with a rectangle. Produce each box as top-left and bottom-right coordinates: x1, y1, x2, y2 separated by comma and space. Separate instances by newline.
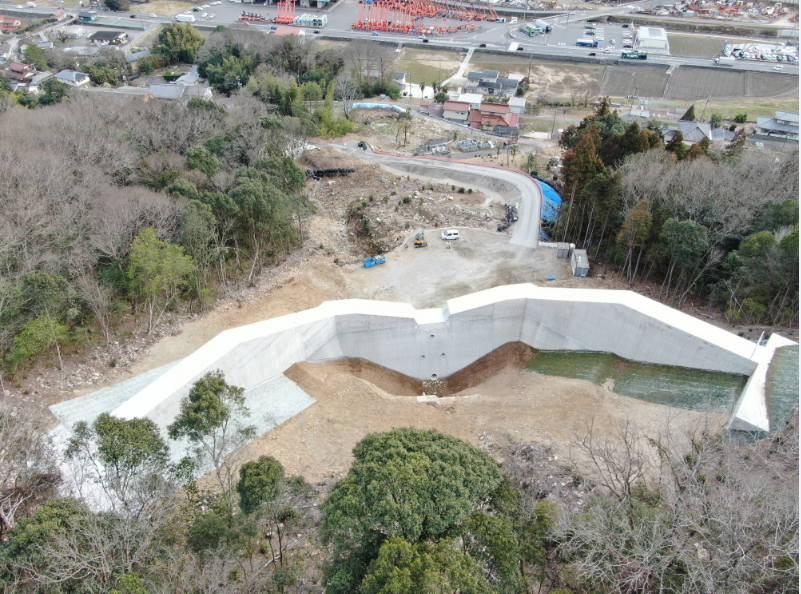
414, 232, 428, 248
714, 55, 735, 66
622, 50, 647, 59
442, 229, 460, 241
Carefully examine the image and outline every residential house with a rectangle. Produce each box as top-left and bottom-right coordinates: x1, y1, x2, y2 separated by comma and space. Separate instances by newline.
89, 30, 128, 45
35, 41, 54, 50
457, 92, 482, 109
1, 16, 22, 32
662, 120, 712, 144
30, 70, 53, 86
507, 96, 527, 115
2, 61, 35, 82
392, 72, 405, 86
78, 10, 98, 22
51, 8, 67, 20
54, 69, 91, 87
467, 102, 519, 136
463, 69, 519, 96
0, 42, 13, 61
442, 100, 471, 124
755, 110, 799, 140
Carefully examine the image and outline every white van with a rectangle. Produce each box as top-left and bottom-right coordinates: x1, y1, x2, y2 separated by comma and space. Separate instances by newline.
442, 229, 460, 241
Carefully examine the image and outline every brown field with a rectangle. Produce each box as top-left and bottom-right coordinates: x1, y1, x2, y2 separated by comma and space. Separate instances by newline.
600, 65, 670, 99
666, 67, 798, 100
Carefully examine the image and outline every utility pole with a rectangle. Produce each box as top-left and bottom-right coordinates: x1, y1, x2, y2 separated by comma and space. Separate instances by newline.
699, 95, 710, 122
550, 108, 558, 139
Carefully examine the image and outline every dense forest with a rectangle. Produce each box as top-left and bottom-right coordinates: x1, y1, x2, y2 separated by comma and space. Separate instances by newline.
554, 100, 799, 327
0, 376, 798, 593
0, 27, 414, 378
0, 90, 318, 376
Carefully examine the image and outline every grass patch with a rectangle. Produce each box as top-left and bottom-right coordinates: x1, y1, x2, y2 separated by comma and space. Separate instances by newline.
704, 96, 800, 120
668, 34, 766, 58
395, 48, 462, 86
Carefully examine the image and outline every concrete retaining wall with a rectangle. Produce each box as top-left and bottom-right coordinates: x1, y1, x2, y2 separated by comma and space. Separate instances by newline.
103, 284, 774, 434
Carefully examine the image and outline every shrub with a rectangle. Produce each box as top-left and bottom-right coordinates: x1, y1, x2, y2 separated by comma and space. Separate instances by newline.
734, 113, 747, 123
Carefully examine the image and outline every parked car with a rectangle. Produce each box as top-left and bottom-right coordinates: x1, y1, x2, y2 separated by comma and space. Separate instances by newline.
442, 229, 460, 240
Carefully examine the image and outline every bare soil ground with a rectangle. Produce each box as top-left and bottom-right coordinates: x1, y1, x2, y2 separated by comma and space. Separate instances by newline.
468, 56, 605, 102
249, 344, 730, 484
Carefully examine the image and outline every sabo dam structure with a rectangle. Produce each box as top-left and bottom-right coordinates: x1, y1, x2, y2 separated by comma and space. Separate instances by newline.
50, 283, 797, 463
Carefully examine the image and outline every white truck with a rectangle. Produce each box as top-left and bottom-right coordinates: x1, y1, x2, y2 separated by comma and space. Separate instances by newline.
714, 55, 735, 66
175, 13, 195, 22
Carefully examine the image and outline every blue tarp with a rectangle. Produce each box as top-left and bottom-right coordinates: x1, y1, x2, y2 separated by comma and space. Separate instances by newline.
538, 180, 562, 223
349, 103, 406, 114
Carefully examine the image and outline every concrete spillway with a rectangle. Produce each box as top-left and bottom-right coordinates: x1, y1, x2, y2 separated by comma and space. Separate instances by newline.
49, 284, 795, 449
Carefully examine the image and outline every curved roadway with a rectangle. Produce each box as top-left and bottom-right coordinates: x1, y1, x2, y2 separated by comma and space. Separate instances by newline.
333, 144, 543, 248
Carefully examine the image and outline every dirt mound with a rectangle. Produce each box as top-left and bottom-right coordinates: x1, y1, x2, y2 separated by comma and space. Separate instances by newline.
286, 357, 424, 396
445, 342, 533, 394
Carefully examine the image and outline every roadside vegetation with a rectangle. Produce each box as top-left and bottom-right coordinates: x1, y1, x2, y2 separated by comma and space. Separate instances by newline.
555, 99, 798, 328
0, 385, 797, 593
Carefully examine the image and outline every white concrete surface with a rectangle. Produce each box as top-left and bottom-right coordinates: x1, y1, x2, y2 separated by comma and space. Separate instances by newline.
48, 283, 786, 439
727, 333, 798, 432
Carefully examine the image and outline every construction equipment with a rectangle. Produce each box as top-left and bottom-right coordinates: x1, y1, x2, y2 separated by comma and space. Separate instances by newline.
364, 254, 386, 268
414, 231, 428, 248
239, 11, 271, 23
274, 0, 295, 24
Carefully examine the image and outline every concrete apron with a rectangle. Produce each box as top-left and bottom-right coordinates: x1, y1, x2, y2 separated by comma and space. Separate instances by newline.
51, 284, 794, 451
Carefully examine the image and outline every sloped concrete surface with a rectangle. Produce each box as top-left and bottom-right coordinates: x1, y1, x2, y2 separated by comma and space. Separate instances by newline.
48, 284, 783, 441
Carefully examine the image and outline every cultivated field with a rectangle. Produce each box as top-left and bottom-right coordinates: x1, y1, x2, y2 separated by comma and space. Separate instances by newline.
599, 65, 670, 99
666, 67, 798, 100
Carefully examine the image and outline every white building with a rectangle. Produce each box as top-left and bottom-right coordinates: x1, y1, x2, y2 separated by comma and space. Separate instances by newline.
54, 69, 91, 87
636, 27, 669, 54
508, 96, 527, 115
457, 93, 483, 109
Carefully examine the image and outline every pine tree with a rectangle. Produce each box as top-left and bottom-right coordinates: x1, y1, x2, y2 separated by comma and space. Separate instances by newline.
679, 104, 696, 121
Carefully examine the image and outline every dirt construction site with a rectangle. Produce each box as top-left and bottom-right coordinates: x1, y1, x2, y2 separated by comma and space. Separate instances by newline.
14, 142, 747, 494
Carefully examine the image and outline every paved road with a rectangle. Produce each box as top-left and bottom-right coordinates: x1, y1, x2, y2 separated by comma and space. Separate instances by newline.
331, 143, 543, 248
2, 0, 796, 74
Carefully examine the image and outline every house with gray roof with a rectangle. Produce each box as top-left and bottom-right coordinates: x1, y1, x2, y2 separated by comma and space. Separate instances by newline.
755, 111, 799, 140
54, 69, 91, 87
463, 70, 519, 97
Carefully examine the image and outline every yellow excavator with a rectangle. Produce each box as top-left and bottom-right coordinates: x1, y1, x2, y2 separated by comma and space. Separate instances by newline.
414, 230, 427, 248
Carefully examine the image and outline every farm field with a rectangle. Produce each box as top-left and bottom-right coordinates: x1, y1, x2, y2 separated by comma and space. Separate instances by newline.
599, 65, 670, 99
394, 48, 463, 86
665, 67, 798, 100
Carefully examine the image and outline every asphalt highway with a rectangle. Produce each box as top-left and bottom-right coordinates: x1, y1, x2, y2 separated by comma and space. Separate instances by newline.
1, 0, 796, 74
